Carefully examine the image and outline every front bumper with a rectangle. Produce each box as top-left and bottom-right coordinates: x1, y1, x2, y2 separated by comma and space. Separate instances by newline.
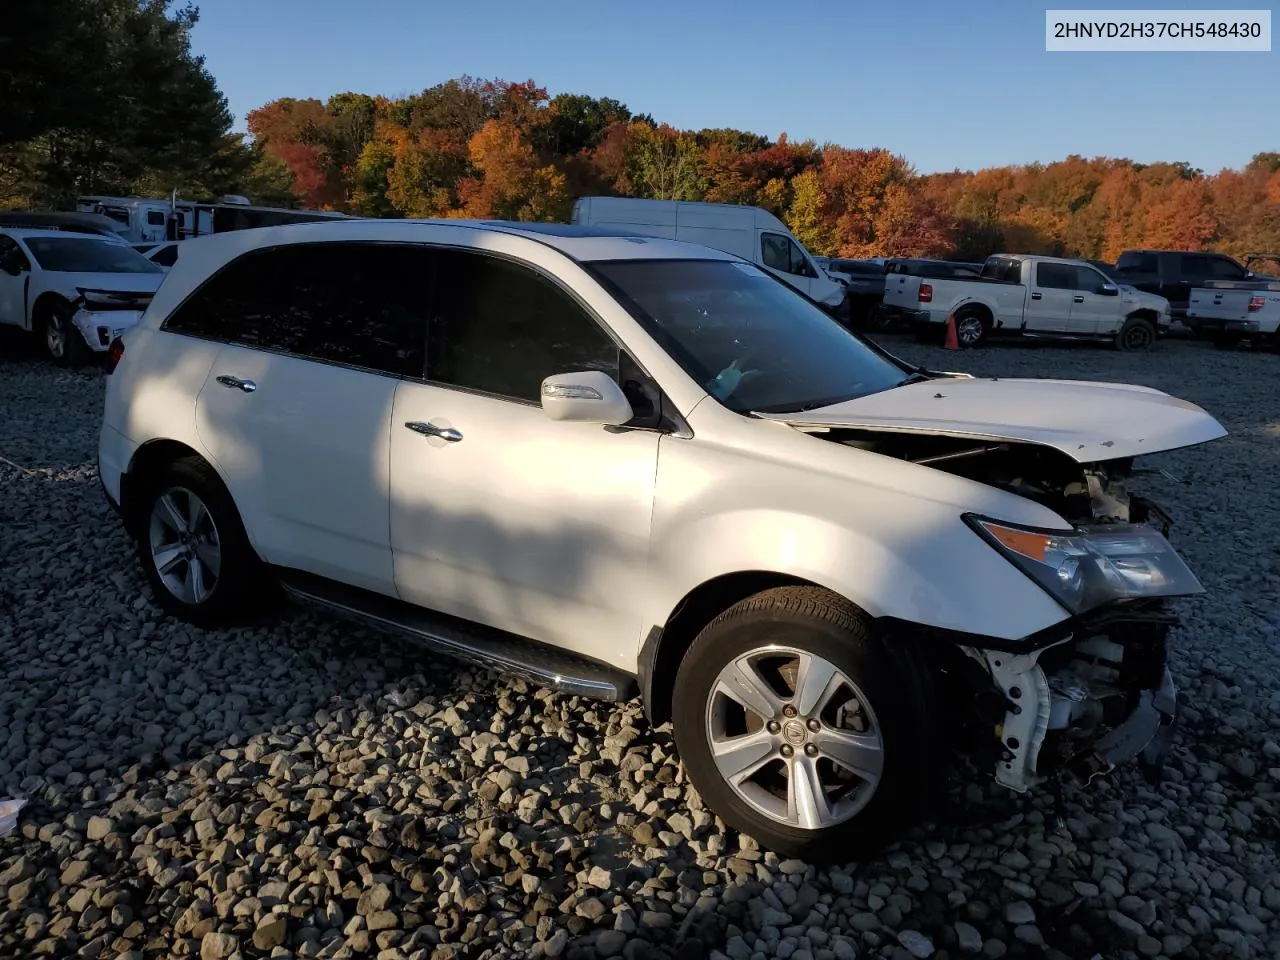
971, 603, 1180, 794
72, 309, 143, 353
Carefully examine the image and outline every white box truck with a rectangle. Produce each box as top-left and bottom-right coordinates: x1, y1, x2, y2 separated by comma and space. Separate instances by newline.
571, 197, 848, 318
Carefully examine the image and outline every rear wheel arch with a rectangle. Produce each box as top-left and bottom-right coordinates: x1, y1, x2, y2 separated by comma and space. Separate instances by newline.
122, 440, 227, 538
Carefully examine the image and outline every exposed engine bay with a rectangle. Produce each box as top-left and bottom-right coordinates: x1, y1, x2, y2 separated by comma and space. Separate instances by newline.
811, 427, 1176, 528
808, 427, 1183, 793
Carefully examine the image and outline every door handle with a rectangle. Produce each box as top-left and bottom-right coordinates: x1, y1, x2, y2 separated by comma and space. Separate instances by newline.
405, 421, 463, 442
1030, 292, 1042, 300
215, 375, 256, 393
1073, 295, 1085, 303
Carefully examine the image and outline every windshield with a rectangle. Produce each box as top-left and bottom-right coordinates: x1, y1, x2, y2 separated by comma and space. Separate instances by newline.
588, 259, 909, 413
23, 237, 162, 274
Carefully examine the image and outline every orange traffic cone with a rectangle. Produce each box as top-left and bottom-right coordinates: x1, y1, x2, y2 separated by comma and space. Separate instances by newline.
943, 314, 960, 350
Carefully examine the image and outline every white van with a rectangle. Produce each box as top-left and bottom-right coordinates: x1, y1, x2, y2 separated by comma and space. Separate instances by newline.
572, 197, 848, 316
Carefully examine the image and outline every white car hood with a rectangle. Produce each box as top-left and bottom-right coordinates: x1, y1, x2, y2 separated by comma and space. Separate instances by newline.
45, 271, 163, 297
757, 376, 1226, 463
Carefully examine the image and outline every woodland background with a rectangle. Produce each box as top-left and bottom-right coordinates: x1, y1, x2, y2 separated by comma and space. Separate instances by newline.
4, 1, 1279, 261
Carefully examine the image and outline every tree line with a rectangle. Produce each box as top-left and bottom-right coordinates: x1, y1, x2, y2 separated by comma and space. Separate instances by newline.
3, 3, 1278, 262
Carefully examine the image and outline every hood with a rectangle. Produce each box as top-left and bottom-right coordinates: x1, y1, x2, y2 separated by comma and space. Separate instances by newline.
756, 376, 1226, 463
50, 271, 164, 297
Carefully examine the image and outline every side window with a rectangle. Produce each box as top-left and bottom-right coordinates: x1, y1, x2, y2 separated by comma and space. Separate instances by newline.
151, 244, 179, 268
0, 236, 31, 270
1073, 266, 1108, 293
1179, 254, 1213, 278
1209, 257, 1245, 280
761, 233, 792, 273
427, 251, 620, 403
163, 243, 427, 377
787, 239, 812, 276
146, 211, 166, 227
1036, 263, 1075, 289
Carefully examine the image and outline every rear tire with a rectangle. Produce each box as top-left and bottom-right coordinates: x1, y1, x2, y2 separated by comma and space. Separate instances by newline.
954, 310, 988, 348
1116, 316, 1156, 351
132, 456, 271, 627
671, 587, 929, 861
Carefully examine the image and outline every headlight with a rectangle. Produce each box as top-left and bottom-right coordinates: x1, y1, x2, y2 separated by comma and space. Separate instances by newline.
965, 516, 1204, 614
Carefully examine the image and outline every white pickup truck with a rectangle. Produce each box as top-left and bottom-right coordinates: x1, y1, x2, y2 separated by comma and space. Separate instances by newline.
1187, 279, 1280, 349
881, 253, 1172, 350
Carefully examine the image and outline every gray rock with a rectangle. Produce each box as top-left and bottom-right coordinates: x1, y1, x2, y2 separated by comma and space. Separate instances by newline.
596, 930, 627, 957
955, 922, 983, 953
1004, 901, 1035, 925
200, 932, 238, 960
897, 930, 934, 958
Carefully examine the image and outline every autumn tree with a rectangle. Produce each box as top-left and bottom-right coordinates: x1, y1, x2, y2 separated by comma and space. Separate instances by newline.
624, 124, 707, 201
457, 119, 569, 222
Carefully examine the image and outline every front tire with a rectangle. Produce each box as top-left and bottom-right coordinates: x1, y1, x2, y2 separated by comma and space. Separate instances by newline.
38, 300, 89, 367
672, 587, 927, 860
1116, 316, 1156, 351
133, 456, 269, 626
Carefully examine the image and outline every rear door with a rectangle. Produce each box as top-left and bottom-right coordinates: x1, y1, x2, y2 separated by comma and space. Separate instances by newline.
0, 235, 31, 328
183, 242, 427, 596
1026, 262, 1076, 331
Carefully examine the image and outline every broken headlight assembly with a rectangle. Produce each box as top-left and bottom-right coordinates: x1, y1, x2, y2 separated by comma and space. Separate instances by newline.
964, 516, 1205, 615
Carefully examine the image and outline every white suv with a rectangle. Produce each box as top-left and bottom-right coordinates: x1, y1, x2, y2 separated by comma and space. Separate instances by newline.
99, 219, 1226, 858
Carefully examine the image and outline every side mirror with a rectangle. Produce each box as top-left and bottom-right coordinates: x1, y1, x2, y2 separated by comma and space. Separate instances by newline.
1099, 283, 1119, 296
540, 370, 634, 426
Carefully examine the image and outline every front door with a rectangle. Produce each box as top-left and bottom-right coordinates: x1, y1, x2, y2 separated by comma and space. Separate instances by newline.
173, 241, 430, 595
388, 248, 659, 668
1065, 263, 1121, 335
1025, 261, 1076, 331
760, 231, 818, 297
0, 236, 31, 328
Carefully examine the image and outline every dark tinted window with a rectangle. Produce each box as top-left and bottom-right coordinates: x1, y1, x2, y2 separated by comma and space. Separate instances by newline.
1208, 257, 1245, 280
1117, 252, 1158, 273
0, 236, 31, 271
24, 237, 161, 274
761, 233, 812, 276
1036, 263, 1076, 289
146, 211, 166, 226
150, 244, 179, 267
163, 242, 427, 377
1073, 265, 1110, 293
427, 251, 619, 403
1178, 254, 1214, 278
982, 258, 1023, 283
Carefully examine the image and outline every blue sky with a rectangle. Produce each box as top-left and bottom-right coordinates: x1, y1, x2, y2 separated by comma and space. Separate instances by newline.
191, 0, 1277, 174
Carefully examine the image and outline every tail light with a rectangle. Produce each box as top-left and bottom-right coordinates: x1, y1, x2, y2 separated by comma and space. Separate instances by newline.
1248, 296, 1265, 312
918, 283, 933, 303
105, 337, 125, 374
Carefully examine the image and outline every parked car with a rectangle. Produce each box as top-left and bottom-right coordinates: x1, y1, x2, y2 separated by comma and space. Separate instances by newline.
1112, 250, 1280, 331
571, 197, 848, 318
0, 210, 132, 241
1187, 278, 1280, 349
0, 228, 164, 364
97, 218, 1225, 858
821, 259, 889, 326
873, 259, 983, 329
132, 241, 181, 270
881, 253, 1171, 349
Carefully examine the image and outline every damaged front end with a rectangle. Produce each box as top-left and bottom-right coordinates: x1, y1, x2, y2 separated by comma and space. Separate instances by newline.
971, 604, 1180, 796
825, 429, 1201, 795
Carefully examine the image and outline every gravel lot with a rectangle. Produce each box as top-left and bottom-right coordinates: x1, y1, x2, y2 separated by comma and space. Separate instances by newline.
2, 331, 1278, 960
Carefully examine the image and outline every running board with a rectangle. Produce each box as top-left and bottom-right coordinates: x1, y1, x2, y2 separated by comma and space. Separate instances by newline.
275, 569, 637, 701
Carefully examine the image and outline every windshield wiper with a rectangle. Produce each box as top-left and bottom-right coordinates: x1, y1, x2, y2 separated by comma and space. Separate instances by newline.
896, 371, 933, 386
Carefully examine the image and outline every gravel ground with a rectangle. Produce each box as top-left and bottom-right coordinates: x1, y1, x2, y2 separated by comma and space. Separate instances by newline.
2, 331, 1278, 960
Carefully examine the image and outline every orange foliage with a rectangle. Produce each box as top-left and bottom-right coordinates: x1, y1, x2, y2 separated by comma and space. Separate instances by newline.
244, 78, 1280, 258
